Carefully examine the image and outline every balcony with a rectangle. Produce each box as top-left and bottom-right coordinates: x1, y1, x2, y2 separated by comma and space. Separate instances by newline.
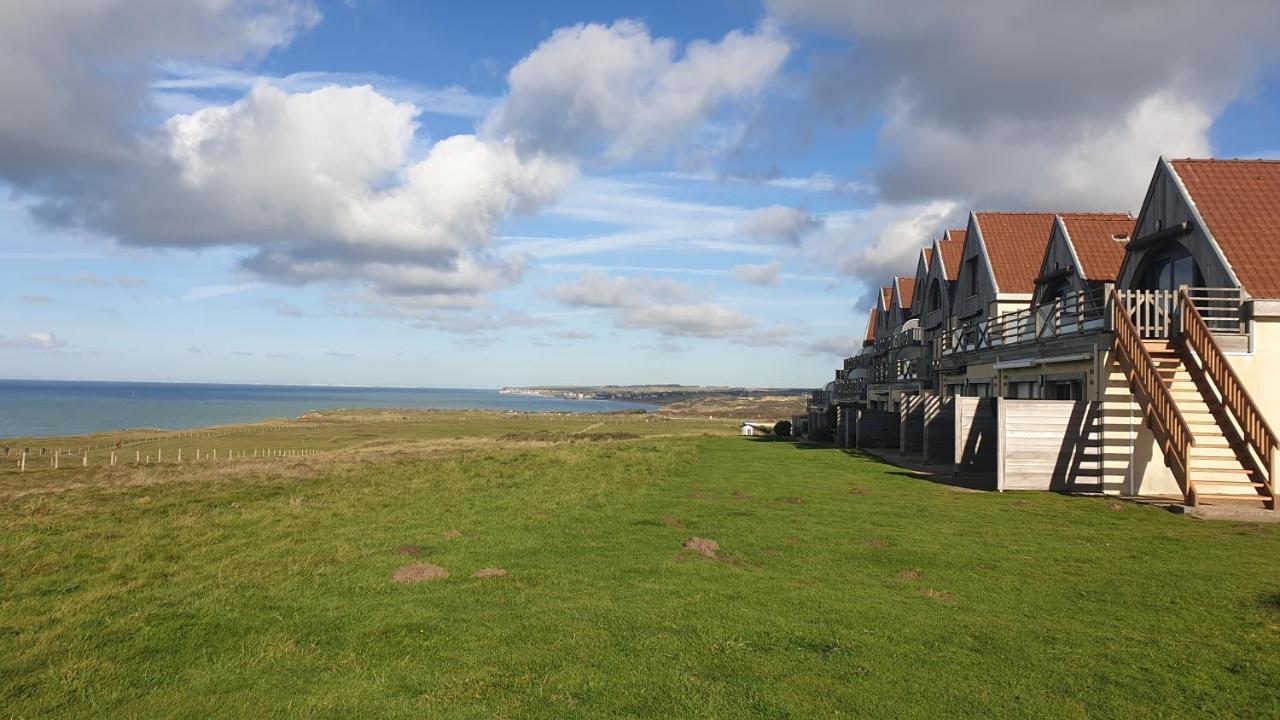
847, 326, 924, 369
940, 286, 1247, 360
941, 287, 1108, 357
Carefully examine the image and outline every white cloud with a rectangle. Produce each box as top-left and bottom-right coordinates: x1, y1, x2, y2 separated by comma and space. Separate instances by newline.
0, 10, 792, 314
0, 331, 65, 349
768, 0, 1280, 209
552, 271, 755, 339
485, 20, 790, 162
0, 0, 320, 185
730, 260, 783, 286
739, 205, 823, 244
551, 270, 689, 308
153, 62, 499, 119
804, 335, 858, 357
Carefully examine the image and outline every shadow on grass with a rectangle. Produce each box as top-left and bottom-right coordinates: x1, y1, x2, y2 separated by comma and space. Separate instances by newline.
743, 436, 995, 491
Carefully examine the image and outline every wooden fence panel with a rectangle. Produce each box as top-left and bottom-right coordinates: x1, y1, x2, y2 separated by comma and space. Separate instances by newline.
856, 409, 900, 449
998, 400, 1103, 491
900, 396, 925, 457
922, 396, 954, 465
955, 397, 998, 480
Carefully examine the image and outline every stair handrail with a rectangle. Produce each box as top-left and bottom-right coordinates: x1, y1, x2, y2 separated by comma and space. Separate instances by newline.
1179, 289, 1278, 494
1110, 289, 1196, 498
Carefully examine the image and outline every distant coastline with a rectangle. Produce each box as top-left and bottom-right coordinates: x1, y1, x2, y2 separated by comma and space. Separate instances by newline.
499, 384, 810, 405
0, 380, 660, 439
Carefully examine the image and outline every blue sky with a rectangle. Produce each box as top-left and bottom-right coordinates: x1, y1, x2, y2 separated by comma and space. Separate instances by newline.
2, 1, 1279, 388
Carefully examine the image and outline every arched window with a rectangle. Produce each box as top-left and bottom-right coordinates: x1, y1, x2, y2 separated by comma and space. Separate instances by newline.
928, 279, 944, 312
1138, 244, 1202, 292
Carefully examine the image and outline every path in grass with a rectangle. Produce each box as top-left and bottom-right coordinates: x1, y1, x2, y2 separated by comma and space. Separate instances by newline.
1, 427, 1278, 718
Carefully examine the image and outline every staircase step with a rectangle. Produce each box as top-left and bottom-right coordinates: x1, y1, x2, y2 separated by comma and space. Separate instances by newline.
1196, 494, 1273, 504
1194, 480, 1269, 489
1190, 446, 1241, 458
1192, 468, 1256, 480
1191, 457, 1250, 469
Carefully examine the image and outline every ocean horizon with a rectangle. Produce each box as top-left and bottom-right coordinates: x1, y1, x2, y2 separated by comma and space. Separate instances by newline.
0, 379, 659, 439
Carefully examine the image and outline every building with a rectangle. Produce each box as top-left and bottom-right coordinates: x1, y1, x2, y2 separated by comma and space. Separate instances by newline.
813, 157, 1280, 510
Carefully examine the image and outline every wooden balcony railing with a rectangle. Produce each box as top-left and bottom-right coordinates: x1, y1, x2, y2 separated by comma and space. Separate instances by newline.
1110, 289, 1197, 503
941, 287, 1106, 357
1180, 290, 1277, 505
1114, 287, 1246, 339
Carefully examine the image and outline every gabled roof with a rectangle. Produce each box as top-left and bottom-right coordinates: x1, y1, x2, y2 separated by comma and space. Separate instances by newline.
879, 286, 893, 311
972, 213, 1057, 293
863, 307, 878, 344
921, 247, 934, 269
895, 276, 916, 309
1059, 213, 1132, 281
937, 231, 966, 281
1170, 159, 1280, 298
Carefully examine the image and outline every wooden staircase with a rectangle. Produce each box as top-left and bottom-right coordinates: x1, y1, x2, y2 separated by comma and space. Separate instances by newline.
1145, 342, 1275, 508
1111, 288, 1277, 509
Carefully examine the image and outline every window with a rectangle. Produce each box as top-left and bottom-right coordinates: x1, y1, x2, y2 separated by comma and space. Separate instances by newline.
964, 382, 991, 398
965, 257, 980, 296
1045, 379, 1083, 400
946, 383, 965, 398
1007, 381, 1039, 399
928, 279, 944, 312
1138, 244, 1203, 292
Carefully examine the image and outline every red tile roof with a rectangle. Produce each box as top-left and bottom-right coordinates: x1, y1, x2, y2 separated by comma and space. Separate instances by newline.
895, 276, 916, 309
921, 247, 934, 270
1059, 213, 1132, 281
936, 232, 966, 281
973, 213, 1057, 293
1171, 159, 1280, 298
880, 286, 892, 311
863, 307, 878, 344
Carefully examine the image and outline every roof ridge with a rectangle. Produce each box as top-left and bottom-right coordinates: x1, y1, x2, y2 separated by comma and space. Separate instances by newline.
1172, 158, 1280, 165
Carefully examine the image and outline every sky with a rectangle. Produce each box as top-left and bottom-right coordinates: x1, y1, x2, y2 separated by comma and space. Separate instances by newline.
2, 1, 1279, 389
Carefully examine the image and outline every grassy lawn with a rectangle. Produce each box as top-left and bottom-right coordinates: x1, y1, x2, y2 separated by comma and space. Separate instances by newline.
2, 414, 1279, 718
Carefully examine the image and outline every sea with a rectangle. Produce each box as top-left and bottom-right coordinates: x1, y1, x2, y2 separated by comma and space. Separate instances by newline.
0, 380, 659, 438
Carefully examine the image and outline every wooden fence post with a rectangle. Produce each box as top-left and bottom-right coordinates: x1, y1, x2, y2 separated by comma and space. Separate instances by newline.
19, 451, 26, 472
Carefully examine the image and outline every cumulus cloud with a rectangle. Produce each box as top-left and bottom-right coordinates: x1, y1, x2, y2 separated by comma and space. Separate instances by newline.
730, 260, 783, 286
0, 0, 319, 186
768, 0, 1280, 210
552, 271, 754, 338
739, 205, 822, 244
0, 8, 790, 314
486, 20, 790, 162
0, 331, 65, 349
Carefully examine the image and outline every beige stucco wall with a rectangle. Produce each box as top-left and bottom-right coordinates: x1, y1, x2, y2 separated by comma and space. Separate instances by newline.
1209, 316, 1280, 435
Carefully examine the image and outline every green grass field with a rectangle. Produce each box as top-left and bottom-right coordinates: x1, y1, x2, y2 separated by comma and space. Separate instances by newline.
2, 412, 1279, 718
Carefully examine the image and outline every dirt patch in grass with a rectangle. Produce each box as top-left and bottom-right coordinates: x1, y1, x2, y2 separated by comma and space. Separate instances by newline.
763, 549, 781, 557
395, 544, 423, 556
684, 537, 720, 559
471, 567, 507, 579
661, 515, 684, 528
897, 568, 924, 580
442, 530, 462, 539
920, 587, 955, 600
731, 490, 754, 501
687, 491, 709, 500
392, 563, 448, 583
863, 538, 888, 549
1109, 503, 1124, 511
850, 487, 866, 496
781, 496, 804, 504
784, 536, 801, 545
